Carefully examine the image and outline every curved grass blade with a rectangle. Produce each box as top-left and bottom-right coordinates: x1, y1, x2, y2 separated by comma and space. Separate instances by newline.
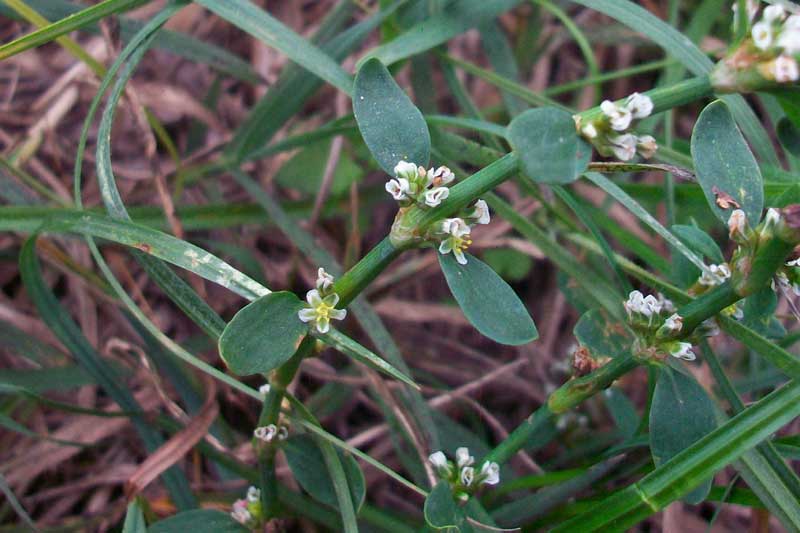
0, 473, 40, 533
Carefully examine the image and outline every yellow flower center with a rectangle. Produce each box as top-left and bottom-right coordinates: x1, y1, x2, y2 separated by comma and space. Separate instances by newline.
315, 301, 335, 320
454, 235, 472, 252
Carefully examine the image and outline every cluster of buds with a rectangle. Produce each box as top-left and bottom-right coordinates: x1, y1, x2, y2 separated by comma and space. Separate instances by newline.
574, 92, 657, 161
253, 423, 289, 443
386, 161, 456, 208
298, 268, 347, 334
713, 2, 800, 91
231, 486, 263, 527
429, 447, 499, 502
427, 201, 490, 265
624, 290, 700, 362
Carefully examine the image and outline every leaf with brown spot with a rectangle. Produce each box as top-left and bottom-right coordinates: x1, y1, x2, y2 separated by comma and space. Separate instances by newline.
711, 186, 741, 210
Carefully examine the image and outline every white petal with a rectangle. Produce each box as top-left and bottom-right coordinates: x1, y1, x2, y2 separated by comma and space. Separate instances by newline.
306, 289, 322, 306
316, 317, 330, 334
298, 308, 317, 322
454, 248, 468, 265
330, 308, 347, 321
429, 451, 447, 469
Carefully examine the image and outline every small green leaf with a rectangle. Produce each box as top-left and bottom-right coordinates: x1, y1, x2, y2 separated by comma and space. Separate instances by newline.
438, 252, 538, 345
507, 107, 591, 184
122, 500, 146, 533
148, 510, 248, 533
353, 58, 430, 175
691, 100, 763, 225
283, 434, 366, 511
650, 366, 717, 504
777, 117, 800, 158
218, 292, 307, 375
574, 309, 635, 360
424, 482, 462, 530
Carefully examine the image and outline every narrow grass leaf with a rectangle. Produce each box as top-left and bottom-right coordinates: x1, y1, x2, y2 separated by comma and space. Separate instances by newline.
508, 107, 591, 184
691, 100, 763, 224
353, 58, 431, 174
0, 473, 39, 532
218, 292, 308, 375
438, 252, 538, 345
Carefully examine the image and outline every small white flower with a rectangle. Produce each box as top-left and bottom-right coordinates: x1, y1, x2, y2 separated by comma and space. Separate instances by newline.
764, 4, 785, 22
455, 447, 474, 468
460, 466, 475, 487
424, 186, 450, 207
439, 218, 472, 265
254, 424, 278, 442
636, 135, 658, 159
480, 462, 500, 486
316, 267, 335, 292
247, 486, 261, 503
601, 100, 633, 131
231, 499, 251, 525
669, 341, 696, 361
752, 21, 774, 50
786, 258, 800, 267
785, 14, 800, 32
429, 451, 448, 470
728, 209, 747, 239
298, 289, 347, 334
699, 263, 732, 286
778, 27, 800, 54
277, 426, 289, 440
771, 55, 799, 82
641, 294, 662, 317
581, 122, 598, 139
428, 166, 455, 186
663, 313, 683, 333
624, 290, 646, 318
470, 199, 491, 225
625, 92, 654, 119
608, 134, 638, 161
385, 178, 410, 201
259, 384, 271, 396
394, 160, 418, 181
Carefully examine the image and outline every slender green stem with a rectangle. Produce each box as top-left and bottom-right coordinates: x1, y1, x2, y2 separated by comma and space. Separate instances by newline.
334, 237, 402, 305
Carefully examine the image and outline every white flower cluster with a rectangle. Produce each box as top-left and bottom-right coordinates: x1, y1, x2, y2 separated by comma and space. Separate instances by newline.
429, 447, 500, 493
231, 486, 262, 526
298, 268, 347, 334
698, 264, 732, 287
624, 290, 675, 323
433, 202, 490, 265
386, 161, 456, 208
577, 93, 657, 161
750, 3, 800, 82
253, 424, 288, 442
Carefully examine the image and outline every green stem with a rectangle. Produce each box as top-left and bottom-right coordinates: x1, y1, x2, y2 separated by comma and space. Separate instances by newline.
547, 354, 639, 414
675, 282, 739, 334
334, 236, 402, 306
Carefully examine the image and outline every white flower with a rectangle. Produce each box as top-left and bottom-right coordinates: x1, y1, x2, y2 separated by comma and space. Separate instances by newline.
625, 92, 654, 119
470, 199, 491, 225
259, 384, 271, 396
298, 289, 346, 334
438, 218, 472, 265
424, 186, 450, 207
601, 100, 633, 131
764, 4, 785, 22
394, 160, 419, 181
636, 135, 658, 159
752, 21, 774, 50
277, 426, 289, 440
455, 447, 474, 468
581, 122, 598, 139
771, 55, 799, 82
641, 294, 662, 316
663, 313, 683, 333
429, 451, 448, 470
246, 486, 261, 503
728, 209, 747, 239
785, 14, 800, 32
480, 462, 500, 486
669, 341, 696, 361
460, 466, 475, 487
624, 290, 646, 318
231, 499, 251, 525
787, 258, 800, 267
608, 134, 638, 161
778, 27, 800, 54
428, 166, 455, 186
254, 424, 278, 442
699, 264, 731, 287
385, 178, 410, 201
316, 267, 335, 292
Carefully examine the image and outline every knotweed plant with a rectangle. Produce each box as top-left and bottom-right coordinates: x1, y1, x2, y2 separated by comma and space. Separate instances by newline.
3, 0, 800, 532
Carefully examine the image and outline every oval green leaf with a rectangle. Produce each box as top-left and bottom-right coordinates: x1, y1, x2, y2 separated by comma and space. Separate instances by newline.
424, 481, 462, 530
507, 107, 591, 184
438, 252, 537, 345
283, 434, 366, 511
148, 510, 248, 533
690, 100, 763, 225
218, 291, 307, 376
353, 57, 430, 175
649, 366, 717, 504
